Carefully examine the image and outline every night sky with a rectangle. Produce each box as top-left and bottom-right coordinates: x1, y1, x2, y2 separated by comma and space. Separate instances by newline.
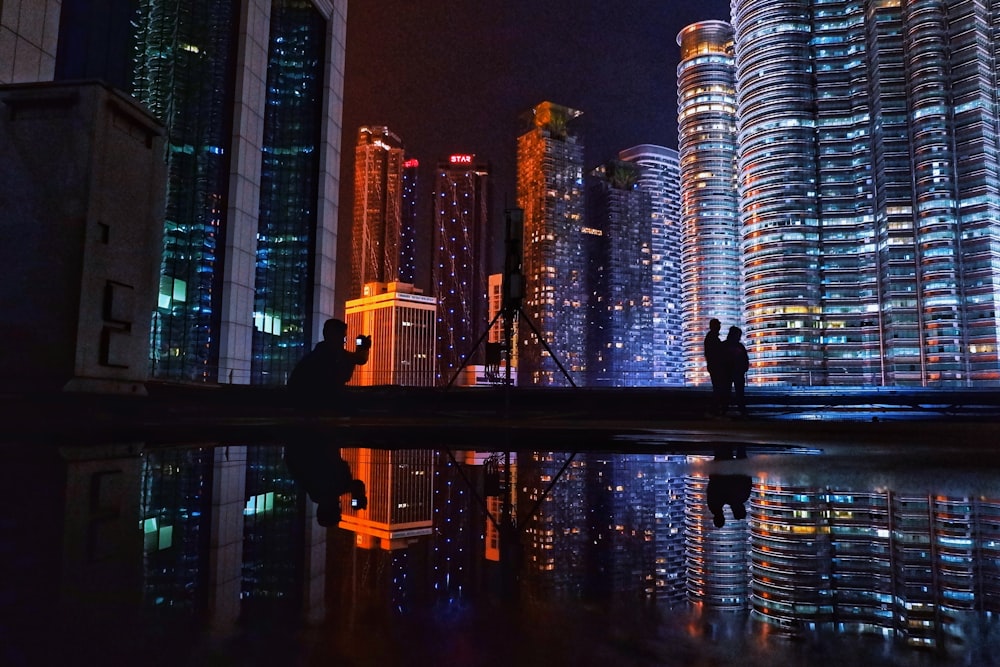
337, 1, 733, 294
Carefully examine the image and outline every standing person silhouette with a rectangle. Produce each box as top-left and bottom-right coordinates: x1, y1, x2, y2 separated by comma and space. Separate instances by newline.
722, 325, 750, 417
285, 318, 371, 526
704, 318, 726, 415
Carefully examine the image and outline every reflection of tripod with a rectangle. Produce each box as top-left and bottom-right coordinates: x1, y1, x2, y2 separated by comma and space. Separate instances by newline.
447, 209, 576, 388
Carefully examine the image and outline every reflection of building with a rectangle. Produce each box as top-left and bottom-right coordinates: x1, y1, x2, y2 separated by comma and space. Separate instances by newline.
675, 21, 740, 387
749, 479, 1000, 649
432, 155, 491, 385
684, 472, 751, 609
587, 160, 654, 387
352, 125, 406, 299
339, 448, 435, 548
516, 101, 586, 386
618, 145, 683, 387
345, 282, 437, 386
731, 0, 1000, 386
652, 455, 688, 604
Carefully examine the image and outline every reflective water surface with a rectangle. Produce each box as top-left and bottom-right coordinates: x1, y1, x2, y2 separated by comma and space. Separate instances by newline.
5, 431, 1000, 666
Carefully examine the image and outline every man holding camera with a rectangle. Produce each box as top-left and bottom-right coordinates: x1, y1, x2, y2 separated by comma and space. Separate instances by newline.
287, 317, 371, 404
285, 318, 371, 526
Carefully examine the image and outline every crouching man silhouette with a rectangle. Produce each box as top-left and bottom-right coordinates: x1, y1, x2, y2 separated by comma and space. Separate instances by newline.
284, 318, 371, 526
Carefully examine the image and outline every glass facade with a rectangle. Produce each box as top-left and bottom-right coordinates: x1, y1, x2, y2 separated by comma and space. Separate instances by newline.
516, 101, 587, 387
134, 0, 240, 382
732, 0, 1000, 386
676, 21, 742, 387
252, 0, 326, 386
587, 160, 654, 387
618, 145, 684, 387
432, 157, 491, 385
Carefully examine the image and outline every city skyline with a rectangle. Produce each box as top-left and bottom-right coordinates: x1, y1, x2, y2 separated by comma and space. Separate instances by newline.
338, 1, 733, 295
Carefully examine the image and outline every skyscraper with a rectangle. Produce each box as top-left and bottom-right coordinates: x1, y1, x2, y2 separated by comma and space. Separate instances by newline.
618, 145, 683, 386
587, 160, 654, 387
676, 21, 741, 387
432, 154, 491, 385
732, 0, 1000, 386
351, 125, 407, 300
43, 0, 348, 385
516, 101, 587, 387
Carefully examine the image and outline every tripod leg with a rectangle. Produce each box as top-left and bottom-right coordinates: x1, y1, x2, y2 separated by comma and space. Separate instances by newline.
447, 309, 505, 388
518, 308, 577, 387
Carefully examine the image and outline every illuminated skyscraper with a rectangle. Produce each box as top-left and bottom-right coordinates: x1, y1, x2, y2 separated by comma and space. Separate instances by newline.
618, 145, 683, 387
732, 0, 1000, 386
432, 154, 491, 385
676, 21, 740, 387
516, 101, 586, 386
587, 160, 653, 387
45, 0, 348, 385
352, 125, 406, 300
345, 281, 437, 386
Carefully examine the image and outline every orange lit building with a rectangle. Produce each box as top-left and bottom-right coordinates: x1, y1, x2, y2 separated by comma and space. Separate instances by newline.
338, 448, 434, 550
345, 281, 436, 386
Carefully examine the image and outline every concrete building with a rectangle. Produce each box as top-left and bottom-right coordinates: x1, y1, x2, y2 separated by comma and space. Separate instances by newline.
0, 81, 164, 393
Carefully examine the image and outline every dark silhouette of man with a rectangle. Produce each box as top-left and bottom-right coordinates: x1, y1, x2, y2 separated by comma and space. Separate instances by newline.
722, 325, 750, 416
285, 318, 371, 526
287, 318, 370, 406
704, 318, 725, 415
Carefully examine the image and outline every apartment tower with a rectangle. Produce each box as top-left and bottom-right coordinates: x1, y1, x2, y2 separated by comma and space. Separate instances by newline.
676, 21, 741, 387
618, 145, 683, 386
516, 101, 587, 387
732, 0, 1000, 386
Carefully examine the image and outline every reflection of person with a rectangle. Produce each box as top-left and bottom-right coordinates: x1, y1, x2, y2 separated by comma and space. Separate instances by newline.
287, 318, 370, 407
707, 474, 752, 528
722, 326, 750, 416
704, 318, 725, 415
284, 435, 366, 527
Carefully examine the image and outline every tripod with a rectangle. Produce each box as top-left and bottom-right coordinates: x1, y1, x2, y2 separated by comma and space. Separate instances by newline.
446, 209, 576, 389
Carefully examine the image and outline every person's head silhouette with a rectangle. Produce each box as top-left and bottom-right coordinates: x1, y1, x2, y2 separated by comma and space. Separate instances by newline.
323, 318, 348, 344
709, 318, 721, 333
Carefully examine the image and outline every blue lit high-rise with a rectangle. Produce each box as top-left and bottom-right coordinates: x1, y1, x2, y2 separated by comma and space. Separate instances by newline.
732, 0, 1000, 386
587, 160, 653, 387
618, 145, 683, 386
432, 154, 491, 385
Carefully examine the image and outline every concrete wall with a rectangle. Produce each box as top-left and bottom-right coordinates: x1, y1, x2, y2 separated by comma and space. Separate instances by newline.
0, 81, 165, 392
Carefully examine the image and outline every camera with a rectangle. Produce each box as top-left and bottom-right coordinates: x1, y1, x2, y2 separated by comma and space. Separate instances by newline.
355, 336, 365, 347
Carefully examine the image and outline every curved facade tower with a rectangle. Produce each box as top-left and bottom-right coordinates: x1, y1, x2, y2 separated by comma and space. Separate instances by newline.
732, 1, 823, 386
676, 21, 741, 386
731, 0, 1000, 386
618, 145, 683, 386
